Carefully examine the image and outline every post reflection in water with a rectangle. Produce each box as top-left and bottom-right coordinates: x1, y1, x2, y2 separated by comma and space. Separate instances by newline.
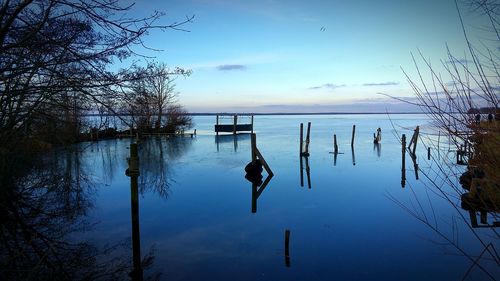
461, 193, 500, 228
351, 147, 356, 166
299, 156, 312, 189
126, 143, 143, 281
373, 143, 381, 158
246, 174, 273, 213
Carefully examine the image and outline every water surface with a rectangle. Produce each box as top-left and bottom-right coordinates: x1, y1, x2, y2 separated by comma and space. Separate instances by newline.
4, 114, 498, 281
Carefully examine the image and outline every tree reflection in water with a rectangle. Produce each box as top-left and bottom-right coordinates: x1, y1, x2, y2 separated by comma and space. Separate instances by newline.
137, 136, 193, 198
0, 136, 194, 281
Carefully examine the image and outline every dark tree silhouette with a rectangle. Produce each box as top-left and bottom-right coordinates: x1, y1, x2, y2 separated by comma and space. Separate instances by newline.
0, 0, 193, 147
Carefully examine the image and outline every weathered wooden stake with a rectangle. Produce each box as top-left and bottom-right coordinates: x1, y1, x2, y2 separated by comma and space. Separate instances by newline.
305, 122, 311, 154
351, 125, 356, 148
401, 134, 406, 188
255, 147, 273, 176
233, 114, 238, 135
285, 229, 291, 267
408, 126, 419, 157
333, 134, 338, 154
251, 133, 257, 163
216, 115, 219, 136
251, 115, 254, 134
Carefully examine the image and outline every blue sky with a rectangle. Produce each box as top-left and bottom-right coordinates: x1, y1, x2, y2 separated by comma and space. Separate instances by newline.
120, 0, 494, 113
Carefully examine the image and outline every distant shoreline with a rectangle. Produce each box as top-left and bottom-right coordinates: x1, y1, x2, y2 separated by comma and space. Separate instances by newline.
188, 112, 425, 116
83, 112, 426, 117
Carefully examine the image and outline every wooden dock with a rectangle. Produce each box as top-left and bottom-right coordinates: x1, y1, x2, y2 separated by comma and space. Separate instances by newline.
215, 114, 254, 134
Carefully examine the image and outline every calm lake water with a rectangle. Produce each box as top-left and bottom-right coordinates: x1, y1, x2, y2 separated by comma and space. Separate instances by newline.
4, 114, 498, 281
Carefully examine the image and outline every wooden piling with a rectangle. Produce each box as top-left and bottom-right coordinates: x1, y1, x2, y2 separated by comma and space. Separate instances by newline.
410, 126, 419, 156
251, 133, 257, 163
233, 114, 238, 135
255, 147, 273, 176
305, 122, 311, 154
251, 115, 254, 134
351, 125, 356, 148
333, 134, 338, 154
401, 134, 406, 188
216, 115, 219, 136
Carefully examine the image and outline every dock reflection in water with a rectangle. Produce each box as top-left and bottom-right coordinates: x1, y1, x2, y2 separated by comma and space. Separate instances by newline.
215, 133, 251, 152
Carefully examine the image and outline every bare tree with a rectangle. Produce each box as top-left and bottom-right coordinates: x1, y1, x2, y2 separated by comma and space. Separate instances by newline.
393, 0, 499, 277
0, 0, 193, 147
123, 61, 192, 134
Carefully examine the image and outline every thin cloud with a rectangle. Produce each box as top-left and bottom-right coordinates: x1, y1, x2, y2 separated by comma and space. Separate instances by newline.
308, 83, 347, 90
363, 82, 399, 86
216, 64, 247, 71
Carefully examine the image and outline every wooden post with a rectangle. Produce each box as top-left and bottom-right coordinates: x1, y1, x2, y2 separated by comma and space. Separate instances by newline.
285, 229, 291, 267
233, 114, 238, 135
251, 115, 254, 134
194, 129, 197, 135
255, 147, 273, 176
401, 134, 406, 188
333, 134, 338, 154
410, 126, 419, 156
351, 125, 356, 148
216, 115, 219, 136
251, 133, 257, 163
305, 122, 311, 155
299, 123, 304, 155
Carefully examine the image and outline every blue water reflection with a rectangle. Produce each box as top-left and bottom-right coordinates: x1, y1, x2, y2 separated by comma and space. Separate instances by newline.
68, 114, 499, 280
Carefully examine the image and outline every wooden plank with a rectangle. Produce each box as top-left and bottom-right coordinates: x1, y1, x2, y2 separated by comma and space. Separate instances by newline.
215, 124, 253, 132
255, 147, 274, 176
351, 125, 356, 147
